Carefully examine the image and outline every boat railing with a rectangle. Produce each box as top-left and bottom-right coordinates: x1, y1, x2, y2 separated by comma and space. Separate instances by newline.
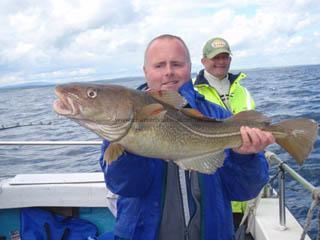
0, 141, 319, 238
264, 151, 320, 239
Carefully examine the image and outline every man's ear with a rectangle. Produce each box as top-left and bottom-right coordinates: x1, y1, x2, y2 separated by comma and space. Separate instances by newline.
143, 66, 147, 75
201, 57, 206, 65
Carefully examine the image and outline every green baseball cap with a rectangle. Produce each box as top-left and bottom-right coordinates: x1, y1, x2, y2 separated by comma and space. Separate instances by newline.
202, 37, 232, 59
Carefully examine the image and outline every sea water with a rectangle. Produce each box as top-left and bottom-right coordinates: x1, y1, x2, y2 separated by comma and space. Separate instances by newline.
0, 65, 319, 238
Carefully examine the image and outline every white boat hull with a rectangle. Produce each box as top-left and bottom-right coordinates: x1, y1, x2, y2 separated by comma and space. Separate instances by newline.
0, 173, 311, 239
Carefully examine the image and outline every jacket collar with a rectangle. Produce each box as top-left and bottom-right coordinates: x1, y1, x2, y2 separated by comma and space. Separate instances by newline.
137, 82, 148, 90
194, 69, 241, 86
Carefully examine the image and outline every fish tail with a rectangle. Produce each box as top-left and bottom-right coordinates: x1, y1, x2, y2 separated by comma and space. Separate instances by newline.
267, 119, 318, 165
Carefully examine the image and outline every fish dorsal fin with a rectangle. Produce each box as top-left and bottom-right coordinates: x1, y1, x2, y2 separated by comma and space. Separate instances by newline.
180, 108, 221, 122
147, 90, 187, 109
136, 103, 167, 122
225, 110, 271, 123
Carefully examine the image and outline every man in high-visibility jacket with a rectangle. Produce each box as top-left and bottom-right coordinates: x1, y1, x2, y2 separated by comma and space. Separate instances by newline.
193, 37, 258, 229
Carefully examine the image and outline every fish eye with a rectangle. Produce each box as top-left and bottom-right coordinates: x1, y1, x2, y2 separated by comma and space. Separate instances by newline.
87, 88, 97, 98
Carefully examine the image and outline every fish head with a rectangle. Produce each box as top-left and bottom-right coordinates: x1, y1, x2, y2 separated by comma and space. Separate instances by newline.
53, 83, 135, 141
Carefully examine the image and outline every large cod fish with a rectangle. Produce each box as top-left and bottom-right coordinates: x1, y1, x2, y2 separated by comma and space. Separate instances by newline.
53, 83, 318, 174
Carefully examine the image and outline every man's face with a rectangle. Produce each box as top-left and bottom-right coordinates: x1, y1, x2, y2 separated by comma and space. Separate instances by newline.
201, 53, 231, 80
143, 38, 191, 91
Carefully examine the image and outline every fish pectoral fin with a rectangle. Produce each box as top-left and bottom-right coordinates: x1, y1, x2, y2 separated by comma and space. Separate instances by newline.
147, 90, 187, 109
175, 151, 225, 174
104, 143, 125, 164
180, 108, 220, 122
136, 103, 167, 122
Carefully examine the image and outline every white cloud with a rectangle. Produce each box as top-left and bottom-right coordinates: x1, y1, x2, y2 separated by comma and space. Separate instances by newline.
33, 67, 96, 79
0, 0, 319, 86
0, 75, 24, 85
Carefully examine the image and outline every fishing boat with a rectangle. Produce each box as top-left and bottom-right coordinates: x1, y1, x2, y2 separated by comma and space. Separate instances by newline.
0, 141, 318, 240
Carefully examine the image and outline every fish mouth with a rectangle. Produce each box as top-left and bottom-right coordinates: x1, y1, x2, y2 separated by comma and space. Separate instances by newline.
53, 86, 79, 117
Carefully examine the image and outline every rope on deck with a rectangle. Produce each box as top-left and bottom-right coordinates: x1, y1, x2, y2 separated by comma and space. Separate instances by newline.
300, 188, 320, 240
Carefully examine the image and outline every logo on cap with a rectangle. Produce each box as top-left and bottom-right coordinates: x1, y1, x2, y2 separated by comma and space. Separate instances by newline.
211, 39, 227, 49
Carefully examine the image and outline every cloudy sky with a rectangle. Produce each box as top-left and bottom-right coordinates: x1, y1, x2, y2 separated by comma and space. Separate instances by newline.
0, 0, 319, 87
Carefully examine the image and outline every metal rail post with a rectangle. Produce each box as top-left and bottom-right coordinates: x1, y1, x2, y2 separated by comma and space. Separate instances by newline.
279, 164, 287, 230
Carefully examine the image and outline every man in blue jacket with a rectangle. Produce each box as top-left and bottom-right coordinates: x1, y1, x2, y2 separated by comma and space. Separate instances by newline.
99, 34, 274, 240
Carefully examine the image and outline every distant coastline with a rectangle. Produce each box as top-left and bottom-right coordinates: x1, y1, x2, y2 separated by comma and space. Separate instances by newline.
1, 64, 319, 90
0, 76, 145, 90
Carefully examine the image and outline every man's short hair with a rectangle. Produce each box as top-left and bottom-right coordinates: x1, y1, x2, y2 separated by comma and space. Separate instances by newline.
144, 34, 191, 66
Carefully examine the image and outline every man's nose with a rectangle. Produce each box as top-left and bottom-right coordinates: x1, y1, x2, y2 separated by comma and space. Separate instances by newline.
164, 65, 174, 76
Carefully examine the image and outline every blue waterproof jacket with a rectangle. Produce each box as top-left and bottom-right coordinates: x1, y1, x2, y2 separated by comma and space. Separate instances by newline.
99, 80, 269, 240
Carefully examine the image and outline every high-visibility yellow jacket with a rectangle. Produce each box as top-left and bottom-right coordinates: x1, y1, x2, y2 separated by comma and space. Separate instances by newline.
193, 70, 255, 213
193, 70, 255, 114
